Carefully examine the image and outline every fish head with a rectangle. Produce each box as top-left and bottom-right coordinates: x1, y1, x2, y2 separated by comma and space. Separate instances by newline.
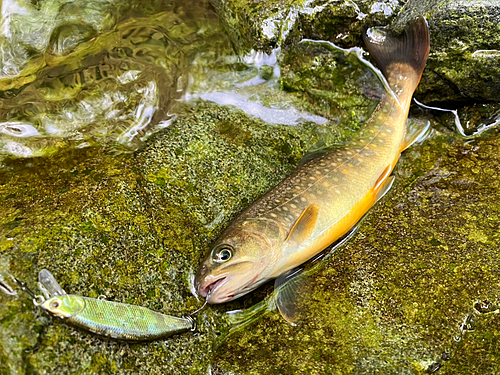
195, 226, 278, 304
41, 295, 85, 318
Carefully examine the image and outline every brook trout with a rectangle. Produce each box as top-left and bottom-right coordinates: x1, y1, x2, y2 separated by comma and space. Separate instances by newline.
195, 18, 430, 317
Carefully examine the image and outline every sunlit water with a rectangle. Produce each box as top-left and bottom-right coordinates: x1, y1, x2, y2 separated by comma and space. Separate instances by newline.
0, 0, 390, 166
0, 0, 225, 161
4, 1, 489, 374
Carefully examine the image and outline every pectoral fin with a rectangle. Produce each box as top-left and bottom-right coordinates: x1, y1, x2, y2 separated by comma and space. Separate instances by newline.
401, 117, 431, 151
285, 204, 319, 245
275, 267, 306, 326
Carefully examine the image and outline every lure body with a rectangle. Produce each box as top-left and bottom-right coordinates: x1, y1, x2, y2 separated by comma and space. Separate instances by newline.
41, 294, 193, 341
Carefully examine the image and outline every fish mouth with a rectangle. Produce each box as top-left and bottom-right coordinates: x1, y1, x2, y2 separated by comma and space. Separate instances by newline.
198, 277, 230, 302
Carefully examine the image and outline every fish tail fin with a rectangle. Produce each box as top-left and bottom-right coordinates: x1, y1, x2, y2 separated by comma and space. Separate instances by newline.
362, 17, 430, 107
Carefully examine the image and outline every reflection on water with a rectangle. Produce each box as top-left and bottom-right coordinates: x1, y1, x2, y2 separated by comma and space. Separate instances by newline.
0, 0, 225, 161
0, 0, 390, 165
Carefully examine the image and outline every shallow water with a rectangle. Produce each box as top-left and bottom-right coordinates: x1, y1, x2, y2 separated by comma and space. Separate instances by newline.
0, 0, 227, 160
0, 0, 391, 165
2, 0, 500, 374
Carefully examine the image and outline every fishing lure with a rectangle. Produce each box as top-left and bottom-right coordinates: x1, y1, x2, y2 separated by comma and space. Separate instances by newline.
40, 294, 194, 340
11, 269, 194, 341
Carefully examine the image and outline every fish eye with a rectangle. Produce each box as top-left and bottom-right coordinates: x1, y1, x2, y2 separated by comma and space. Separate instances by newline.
51, 300, 60, 309
213, 245, 233, 263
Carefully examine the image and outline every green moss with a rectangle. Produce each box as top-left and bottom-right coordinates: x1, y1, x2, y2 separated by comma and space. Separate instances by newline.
280, 42, 381, 137
209, 128, 500, 374
0, 100, 335, 373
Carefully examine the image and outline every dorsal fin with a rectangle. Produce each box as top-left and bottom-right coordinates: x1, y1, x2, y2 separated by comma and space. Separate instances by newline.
285, 204, 319, 244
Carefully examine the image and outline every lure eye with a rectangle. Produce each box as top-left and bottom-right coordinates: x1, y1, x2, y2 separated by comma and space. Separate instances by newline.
213, 246, 233, 263
51, 300, 60, 309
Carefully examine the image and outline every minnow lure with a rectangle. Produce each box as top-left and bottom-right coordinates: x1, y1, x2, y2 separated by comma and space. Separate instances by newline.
40, 294, 194, 341
10, 269, 194, 341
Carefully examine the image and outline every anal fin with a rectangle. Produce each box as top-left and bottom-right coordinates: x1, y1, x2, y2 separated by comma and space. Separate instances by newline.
401, 117, 431, 151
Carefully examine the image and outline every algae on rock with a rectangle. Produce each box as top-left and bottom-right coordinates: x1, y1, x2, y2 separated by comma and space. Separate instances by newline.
0, 101, 336, 374
211, 128, 500, 375
212, 0, 500, 135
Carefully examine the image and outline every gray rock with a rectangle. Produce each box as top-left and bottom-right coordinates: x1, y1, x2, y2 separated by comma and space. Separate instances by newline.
212, 0, 500, 134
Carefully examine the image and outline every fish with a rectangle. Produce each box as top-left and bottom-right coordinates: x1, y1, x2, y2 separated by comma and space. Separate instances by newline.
40, 294, 194, 341
194, 17, 430, 323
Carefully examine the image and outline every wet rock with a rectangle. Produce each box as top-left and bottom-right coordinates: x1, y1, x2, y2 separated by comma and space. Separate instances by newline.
2, 0, 500, 374
0, 101, 329, 373
396, 0, 500, 104
212, 0, 500, 135
210, 0, 405, 53
212, 128, 500, 374
394, 0, 500, 135
280, 41, 383, 136
3, 99, 500, 373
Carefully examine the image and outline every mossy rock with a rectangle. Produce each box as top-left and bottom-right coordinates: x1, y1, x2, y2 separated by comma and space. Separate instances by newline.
212, 127, 500, 374
211, 0, 500, 135
210, 0, 405, 53
0, 101, 332, 374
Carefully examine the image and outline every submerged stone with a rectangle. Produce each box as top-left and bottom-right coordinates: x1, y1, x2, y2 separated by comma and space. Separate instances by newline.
212, 0, 500, 135
212, 127, 500, 374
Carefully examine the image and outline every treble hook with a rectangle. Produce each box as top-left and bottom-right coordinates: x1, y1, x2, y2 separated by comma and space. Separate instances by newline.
13, 277, 45, 306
